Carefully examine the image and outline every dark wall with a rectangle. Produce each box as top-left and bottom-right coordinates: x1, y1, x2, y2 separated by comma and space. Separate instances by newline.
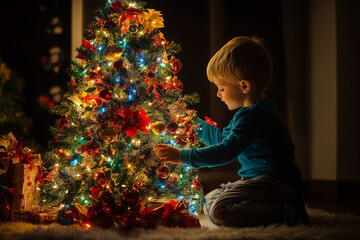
337, 0, 360, 180
222, 0, 286, 123
0, 0, 71, 149
282, 0, 311, 179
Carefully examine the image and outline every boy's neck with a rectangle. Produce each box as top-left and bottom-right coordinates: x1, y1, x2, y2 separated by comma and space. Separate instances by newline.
243, 91, 266, 107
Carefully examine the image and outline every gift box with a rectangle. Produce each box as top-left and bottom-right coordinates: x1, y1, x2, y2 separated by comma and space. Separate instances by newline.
12, 209, 58, 224
0, 133, 46, 219
10, 154, 42, 212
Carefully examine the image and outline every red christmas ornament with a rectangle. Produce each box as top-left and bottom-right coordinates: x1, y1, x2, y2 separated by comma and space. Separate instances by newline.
169, 57, 182, 74
99, 89, 112, 100
166, 120, 179, 134
156, 163, 170, 179
120, 187, 141, 209
121, 108, 152, 138
171, 76, 183, 90
58, 117, 71, 130
81, 140, 100, 156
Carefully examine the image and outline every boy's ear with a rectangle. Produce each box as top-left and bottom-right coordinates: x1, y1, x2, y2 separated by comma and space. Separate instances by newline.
240, 80, 250, 93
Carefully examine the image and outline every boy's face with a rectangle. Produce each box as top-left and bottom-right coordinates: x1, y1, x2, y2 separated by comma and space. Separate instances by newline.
213, 78, 245, 110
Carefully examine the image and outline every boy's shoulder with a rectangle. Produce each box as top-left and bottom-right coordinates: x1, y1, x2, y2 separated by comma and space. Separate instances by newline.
233, 98, 278, 122
236, 98, 272, 115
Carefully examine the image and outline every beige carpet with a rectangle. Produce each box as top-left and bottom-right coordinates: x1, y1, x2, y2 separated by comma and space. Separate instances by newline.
1, 207, 360, 240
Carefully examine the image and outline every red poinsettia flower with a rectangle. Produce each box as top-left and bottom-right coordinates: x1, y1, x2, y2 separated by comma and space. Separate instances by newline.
121, 108, 152, 138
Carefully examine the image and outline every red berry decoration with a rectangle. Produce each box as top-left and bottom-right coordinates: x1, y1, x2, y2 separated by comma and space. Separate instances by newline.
166, 120, 179, 134
120, 187, 141, 209
58, 117, 71, 130
156, 163, 170, 179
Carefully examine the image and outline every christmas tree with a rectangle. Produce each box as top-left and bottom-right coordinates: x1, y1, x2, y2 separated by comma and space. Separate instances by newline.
40, 0, 204, 228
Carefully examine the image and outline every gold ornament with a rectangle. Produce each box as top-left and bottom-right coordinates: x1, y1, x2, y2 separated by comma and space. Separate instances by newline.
103, 45, 123, 60
151, 121, 166, 136
102, 126, 118, 142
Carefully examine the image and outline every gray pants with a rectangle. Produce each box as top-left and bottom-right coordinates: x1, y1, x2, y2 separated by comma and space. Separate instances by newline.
203, 175, 297, 227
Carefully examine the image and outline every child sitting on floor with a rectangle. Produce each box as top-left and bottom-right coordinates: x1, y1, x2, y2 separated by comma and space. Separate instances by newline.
154, 36, 309, 227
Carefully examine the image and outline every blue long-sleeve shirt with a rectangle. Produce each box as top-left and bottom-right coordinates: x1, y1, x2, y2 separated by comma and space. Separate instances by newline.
181, 99, 301, 188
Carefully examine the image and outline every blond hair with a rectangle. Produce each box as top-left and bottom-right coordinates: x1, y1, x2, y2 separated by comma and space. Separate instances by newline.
206, 36, 273, 91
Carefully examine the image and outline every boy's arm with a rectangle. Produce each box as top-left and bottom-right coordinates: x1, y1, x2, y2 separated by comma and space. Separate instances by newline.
181, 113, 253, 168
197, 119, 232, 146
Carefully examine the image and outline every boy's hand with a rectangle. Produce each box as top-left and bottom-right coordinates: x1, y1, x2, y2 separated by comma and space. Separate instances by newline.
153, 144, 181, 164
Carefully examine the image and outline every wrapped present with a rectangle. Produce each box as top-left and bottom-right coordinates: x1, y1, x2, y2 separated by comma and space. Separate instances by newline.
0, 133, 46, 218
12, 210, 31, 222
10, 154, 42, 212
12, 209, 58, 224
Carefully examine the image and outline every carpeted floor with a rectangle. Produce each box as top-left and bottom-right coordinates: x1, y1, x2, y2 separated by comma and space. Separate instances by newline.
1, 207, 360, 240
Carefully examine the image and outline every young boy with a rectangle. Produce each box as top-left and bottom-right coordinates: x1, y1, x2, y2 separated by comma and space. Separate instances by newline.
154, 36, 309, 227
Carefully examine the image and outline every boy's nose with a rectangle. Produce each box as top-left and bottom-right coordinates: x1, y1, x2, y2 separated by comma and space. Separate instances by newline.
217, 91, 221, 98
